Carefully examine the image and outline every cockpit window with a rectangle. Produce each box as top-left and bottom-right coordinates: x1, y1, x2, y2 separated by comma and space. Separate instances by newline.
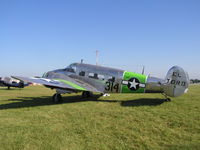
64, 64, 76, 73
67, 68, 75, 73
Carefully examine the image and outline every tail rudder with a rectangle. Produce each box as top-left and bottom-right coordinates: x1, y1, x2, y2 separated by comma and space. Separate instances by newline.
163, 66, 189, 97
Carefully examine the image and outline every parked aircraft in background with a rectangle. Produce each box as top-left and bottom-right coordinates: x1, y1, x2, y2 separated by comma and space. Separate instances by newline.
12, 63, 189, 103
0, 77, 29, 89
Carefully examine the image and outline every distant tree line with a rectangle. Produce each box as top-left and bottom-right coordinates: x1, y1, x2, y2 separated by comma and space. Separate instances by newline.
190, 79, 200, 84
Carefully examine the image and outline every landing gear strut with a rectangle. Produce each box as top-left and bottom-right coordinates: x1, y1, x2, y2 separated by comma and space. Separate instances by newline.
52, 93, 63, 103
162, 93, 171, 102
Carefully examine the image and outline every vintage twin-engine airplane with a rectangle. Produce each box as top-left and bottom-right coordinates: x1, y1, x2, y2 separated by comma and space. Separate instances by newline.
0, 77, 28, 89
12, 63, 189, 103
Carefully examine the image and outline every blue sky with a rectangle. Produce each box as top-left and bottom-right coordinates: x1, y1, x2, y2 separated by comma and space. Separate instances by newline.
0, 0, 199, 78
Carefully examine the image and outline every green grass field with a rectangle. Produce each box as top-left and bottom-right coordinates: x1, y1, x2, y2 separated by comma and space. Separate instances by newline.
0, 85, 199, 150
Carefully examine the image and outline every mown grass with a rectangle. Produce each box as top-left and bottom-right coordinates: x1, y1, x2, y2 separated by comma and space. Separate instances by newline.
0, 85, 199, 150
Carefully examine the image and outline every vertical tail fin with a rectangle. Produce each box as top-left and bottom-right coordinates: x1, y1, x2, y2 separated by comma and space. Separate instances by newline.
163, 66, 189, 97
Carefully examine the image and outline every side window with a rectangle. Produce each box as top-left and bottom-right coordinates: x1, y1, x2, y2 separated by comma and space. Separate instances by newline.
89, 73, 99, 79
108, 76, 115, 82
79, 71, 85, 76
94, 73, 98, 79
98, 74, 105, 80
89, 73, 94, 78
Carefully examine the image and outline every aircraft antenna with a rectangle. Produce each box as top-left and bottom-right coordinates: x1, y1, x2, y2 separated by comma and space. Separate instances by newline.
142, 65, 145, 74
96, 50, 99, 65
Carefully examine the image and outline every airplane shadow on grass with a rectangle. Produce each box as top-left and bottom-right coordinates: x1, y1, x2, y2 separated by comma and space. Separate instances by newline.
0, 95, 166, 110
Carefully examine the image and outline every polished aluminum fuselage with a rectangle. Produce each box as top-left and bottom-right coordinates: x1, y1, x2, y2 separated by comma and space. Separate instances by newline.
45, 63, 164, 94
45, 63, 124, 93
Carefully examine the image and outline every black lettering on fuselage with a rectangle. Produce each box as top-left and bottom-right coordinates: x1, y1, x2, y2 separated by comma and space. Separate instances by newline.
170, 80, 186, 87
171, 80, 176, 84
176, 80, 181, 85
172, 72, 181, 78
105, 81, 119, 93
181, 82, 186, 86
166, 79, 170, 83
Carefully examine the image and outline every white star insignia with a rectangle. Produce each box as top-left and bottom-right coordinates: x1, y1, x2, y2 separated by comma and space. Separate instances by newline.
129, 79, 139, 89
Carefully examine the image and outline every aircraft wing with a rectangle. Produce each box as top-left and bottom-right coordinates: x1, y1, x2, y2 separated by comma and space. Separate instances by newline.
11, 76, 101, 93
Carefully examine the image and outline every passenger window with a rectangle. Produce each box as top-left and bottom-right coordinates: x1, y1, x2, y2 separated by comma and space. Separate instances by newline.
89, 73, 94, 78
98, 74, 105, 80
108, 76, 115, 82
79, 71, 85, 76
89, 73, 99, 79
94, 73, 98, 79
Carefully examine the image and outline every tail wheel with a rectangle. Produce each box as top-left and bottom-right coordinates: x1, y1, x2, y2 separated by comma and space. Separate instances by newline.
166, 98, 171, 102
52, 93, 63, 103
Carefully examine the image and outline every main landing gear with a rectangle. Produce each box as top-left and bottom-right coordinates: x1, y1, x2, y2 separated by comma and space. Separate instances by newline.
82, 91, 93, 98
52, 93, 63, 103
52, 91, 93, 103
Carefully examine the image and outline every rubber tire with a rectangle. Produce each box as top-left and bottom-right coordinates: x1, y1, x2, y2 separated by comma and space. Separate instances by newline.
82, 91, 91, 98
52, 93, 62, 103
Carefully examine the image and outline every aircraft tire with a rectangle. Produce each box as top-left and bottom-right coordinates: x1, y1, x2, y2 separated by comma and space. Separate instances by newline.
52, 93, 63, 103
82, 91, 91, 98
